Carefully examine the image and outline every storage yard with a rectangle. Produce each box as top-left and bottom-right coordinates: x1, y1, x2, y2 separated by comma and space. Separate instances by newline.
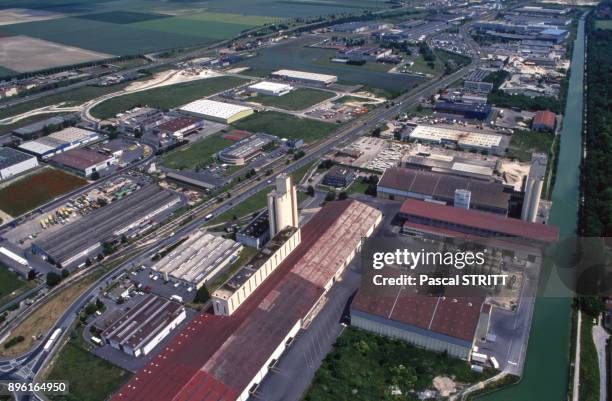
32, 184, 182, 268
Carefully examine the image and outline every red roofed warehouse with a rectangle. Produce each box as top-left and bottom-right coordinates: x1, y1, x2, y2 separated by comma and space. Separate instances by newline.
399, 199, 559, 244
50, 147, 117, 177
110, 200, 382, 401
351, 286, 492, 359
532, 110, 556, 133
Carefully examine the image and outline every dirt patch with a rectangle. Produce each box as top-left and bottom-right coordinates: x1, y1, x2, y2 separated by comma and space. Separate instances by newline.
0, 35, 112, 73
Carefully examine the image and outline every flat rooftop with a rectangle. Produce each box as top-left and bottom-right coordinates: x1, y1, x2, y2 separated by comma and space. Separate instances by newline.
379, 167, 510, 211
110, 200, 382, 401
409, 125, 502, 149
0, 147, 35, 169
157, 116, 200, 132
271, 69, 337, 83
34, 185, 180, 264
101, 294, 183, 351
151, 231, 241, 285
51, 148, 112, 170
180, 99, 252, 120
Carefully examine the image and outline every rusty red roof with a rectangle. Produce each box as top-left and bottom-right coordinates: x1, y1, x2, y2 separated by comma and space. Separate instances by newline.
110, 200, 382, 401
533, 110, 556, 129
400, 199, 559, 242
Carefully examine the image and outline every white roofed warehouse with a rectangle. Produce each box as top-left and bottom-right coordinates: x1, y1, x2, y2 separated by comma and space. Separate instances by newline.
18, 127, 99, 159
271, 69, 338, 86
179, 99, 253, 124
249, 81, 293, 96
151, 230, 242, 289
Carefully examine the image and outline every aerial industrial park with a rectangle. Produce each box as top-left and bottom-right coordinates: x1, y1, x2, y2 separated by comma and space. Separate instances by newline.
0, 1, 608, 401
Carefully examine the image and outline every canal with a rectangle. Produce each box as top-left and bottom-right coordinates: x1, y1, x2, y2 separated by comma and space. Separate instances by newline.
479, 13, 587, 401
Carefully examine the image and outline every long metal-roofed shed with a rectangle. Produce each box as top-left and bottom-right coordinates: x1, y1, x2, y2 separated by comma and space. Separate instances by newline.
151, 231, 242, 289
0, 147, 39, 180
32, 184, 181, 268
101, 294, 186, 358
110, 200, 382, 401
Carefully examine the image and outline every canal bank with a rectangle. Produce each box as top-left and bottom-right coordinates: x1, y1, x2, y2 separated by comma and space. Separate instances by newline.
478, 13, 587, 401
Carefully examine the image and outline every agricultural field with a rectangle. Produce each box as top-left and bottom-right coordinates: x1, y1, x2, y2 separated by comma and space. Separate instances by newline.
237, 36, 424, 96
251, 88, 335, 110
90, 76, 247, 120
161, 134, 234, 171
0, 168, 87, 217
233, 111, 338, 143
0, 265, 36, 309
0, 35, 111, 73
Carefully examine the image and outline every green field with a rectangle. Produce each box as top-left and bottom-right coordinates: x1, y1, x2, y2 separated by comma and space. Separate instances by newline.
47, 342, 130, 401
252, 88, 335, 110
506, 130, 554, 162
90, 76, 247, 119
233, 111, 337, 143
206, 186, 271, 225
0, 83, 134, 120
161, 134, 234, 171
78, 11, 171, 25
595, 20, 612, 30
0, 168, 87, 217
133, 18, 255, 40
304, 327, 492, 401
0, 266, 35, 309
182, 12, 280, 26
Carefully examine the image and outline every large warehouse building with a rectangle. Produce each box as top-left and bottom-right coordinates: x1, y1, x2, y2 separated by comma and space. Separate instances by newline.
32, 185, 181, 268
101, 294, 186, 358
399, 198, 559, 244
110, 200, 382, 401
151, 230, 242, 289
377, 167, 511, 215
179, 99, 253, 124
218, 133, 275, 165
249, 81, 293, 96
18, 127, 99, 159
405, 125, 503, 153
0, 147, 38, 181
351, 287, 491, 359
271, 69, 338, 86
50, 148, 117, 177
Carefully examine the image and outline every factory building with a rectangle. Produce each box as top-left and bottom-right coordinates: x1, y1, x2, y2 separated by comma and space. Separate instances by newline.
151, 231, 242, 289
212, 226, 301, 316
236, 210, 270, 249
403, 153, 498, 182
532, 110, 556, 133
322, 166, 356, 188
50, 148, 117, 178
32, 185, 181, 268
18, 127, 99, 159
267, 174, 299, 237
179, 99, 253, 124
351, 287, 491, 359
406, 125, 503, 153
249, 81, 293, 96
399, 198, 559, 244
463, 80, 494, 94
0, 147, 38, 181
218, 133, 275, 165
101, 294, 186, 358
110, 200, 382, 401
433, 101, 492, 120
271, 69, 338, 86
12, 114, 77, 140
378, 167, 511, 215
156, 116, 203, 140
521, 153, 547, 222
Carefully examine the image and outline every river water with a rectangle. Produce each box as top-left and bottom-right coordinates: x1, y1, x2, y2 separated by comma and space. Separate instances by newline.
479, 13, 586, 401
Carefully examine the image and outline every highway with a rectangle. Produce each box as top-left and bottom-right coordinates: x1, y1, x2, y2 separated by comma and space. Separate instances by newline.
0, 23, 482, 401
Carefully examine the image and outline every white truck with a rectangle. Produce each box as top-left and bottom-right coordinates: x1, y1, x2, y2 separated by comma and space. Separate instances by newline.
43, 328, 62, 352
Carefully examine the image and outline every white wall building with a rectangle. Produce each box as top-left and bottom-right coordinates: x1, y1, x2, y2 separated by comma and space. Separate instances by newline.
267, 174, 299, 237
249, 81, 293, 96
179, 99, 253, 124
0, 147, 38, 181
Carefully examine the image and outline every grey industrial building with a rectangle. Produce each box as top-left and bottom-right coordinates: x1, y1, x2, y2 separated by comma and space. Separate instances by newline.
236, 210, 270, 249
377, 167, 511, 215
100, 294, 186, 357
0, 147, 39, 181
12, 114, 77, 140
32, 185, 181, 268
322, 166, 356, 188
